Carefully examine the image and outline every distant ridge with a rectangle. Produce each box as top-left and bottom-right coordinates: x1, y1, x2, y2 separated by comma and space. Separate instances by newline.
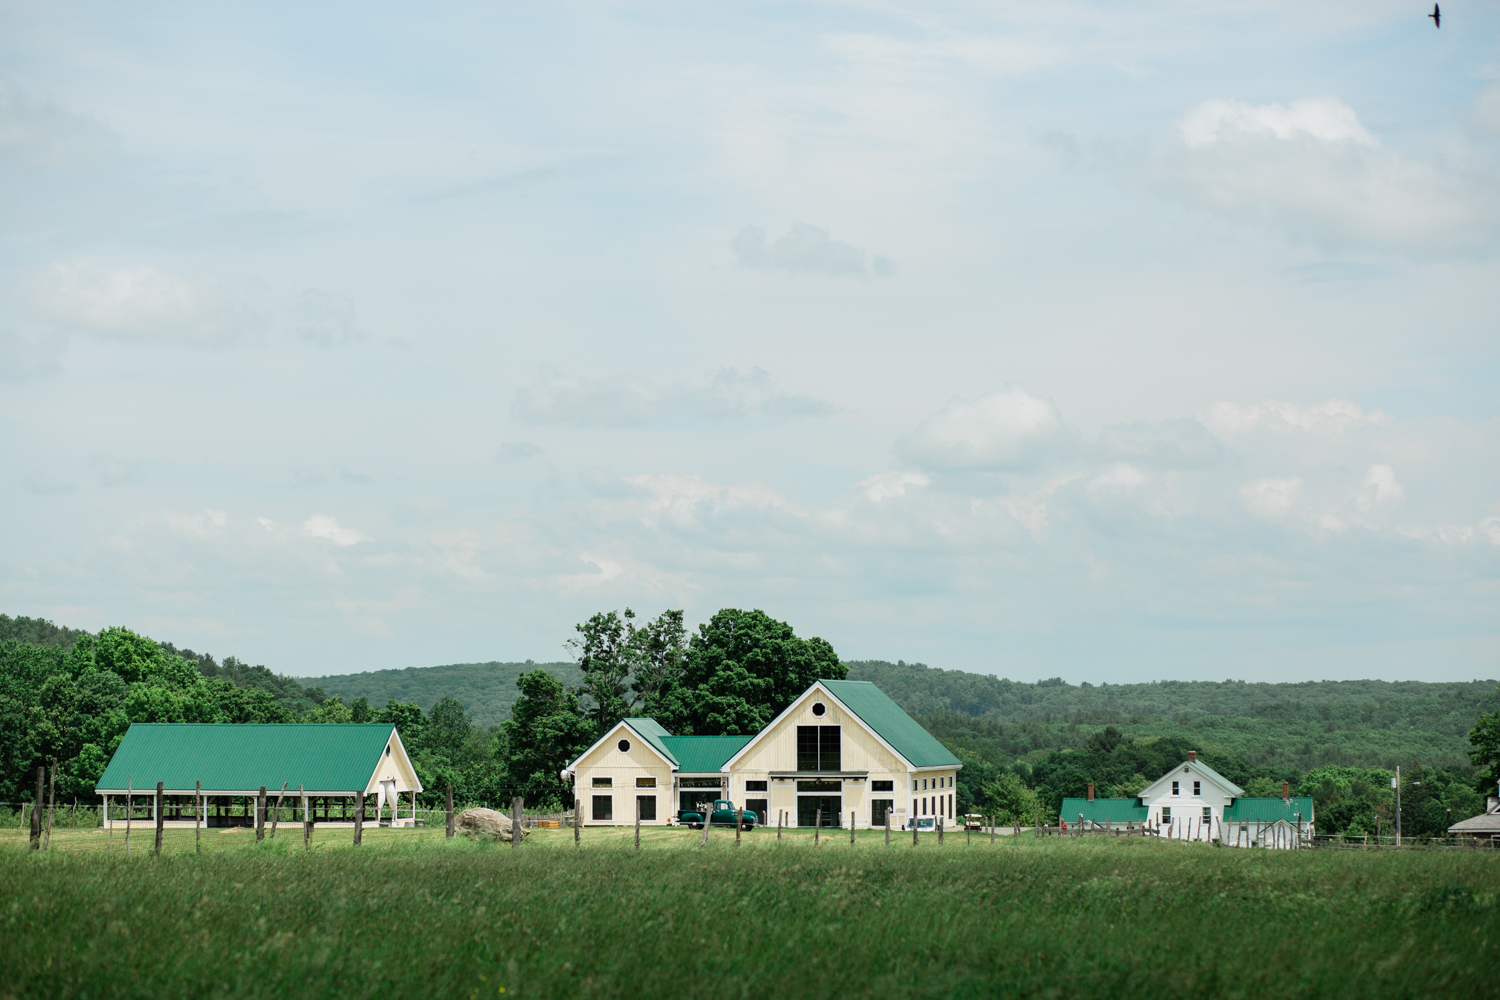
311, 660, 581, 727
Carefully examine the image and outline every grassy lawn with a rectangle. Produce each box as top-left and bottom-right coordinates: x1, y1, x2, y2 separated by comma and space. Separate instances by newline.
2, 824, 1497, 999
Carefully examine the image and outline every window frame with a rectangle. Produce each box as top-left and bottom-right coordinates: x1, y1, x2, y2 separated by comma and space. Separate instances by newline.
635, 776, 656, 789
744, 780, 768, 792
592, 776, 613, 788
636, 795, 657, 822
592, 795, 613, 822
1171, 781, 1179, 796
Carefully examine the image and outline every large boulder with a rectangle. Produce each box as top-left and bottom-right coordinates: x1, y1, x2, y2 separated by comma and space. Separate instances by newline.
455, 807, 529, 839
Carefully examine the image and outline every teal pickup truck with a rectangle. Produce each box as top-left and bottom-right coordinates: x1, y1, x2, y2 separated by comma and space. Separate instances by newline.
679, 799, 757, 831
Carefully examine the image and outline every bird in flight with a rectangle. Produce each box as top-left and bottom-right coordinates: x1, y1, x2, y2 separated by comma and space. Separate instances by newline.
1429, 3, 1440, 28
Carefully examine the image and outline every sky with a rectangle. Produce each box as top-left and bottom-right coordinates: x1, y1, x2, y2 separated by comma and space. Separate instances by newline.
1, 1, 1497, 684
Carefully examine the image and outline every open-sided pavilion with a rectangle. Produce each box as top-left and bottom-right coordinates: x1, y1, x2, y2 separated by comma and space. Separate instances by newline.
95, 723, 423, 829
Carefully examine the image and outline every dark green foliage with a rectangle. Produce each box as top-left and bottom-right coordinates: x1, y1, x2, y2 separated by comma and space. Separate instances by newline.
659, 608, 844, 735
4, 838, 1499, 999
498, 669, 595, 802
1468, 703, 1500, 789
569, 610, 638, 737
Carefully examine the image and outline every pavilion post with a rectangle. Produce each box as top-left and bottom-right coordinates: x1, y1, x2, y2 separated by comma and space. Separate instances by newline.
255, 786, 266, 842
30, 766, 43, 851
154, 782, 165, 855
446, 786, 455, 838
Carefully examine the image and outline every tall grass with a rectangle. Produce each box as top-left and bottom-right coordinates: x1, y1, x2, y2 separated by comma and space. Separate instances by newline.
3, 828, 1497, 999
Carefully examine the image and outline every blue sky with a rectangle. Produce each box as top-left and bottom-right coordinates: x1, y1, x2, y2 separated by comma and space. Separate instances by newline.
2, 1, 1497, 682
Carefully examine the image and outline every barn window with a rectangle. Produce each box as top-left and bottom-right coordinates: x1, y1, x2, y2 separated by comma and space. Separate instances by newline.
636, 796, 657, 821
745, 780, 768, 792
618, 738, 631, 753
811, 701, 826, 717
796, 726, 841, 771
636, 777, 656, 788
872, 780, 894, 792
592, 796, 613, 822
592, 777, 612, 788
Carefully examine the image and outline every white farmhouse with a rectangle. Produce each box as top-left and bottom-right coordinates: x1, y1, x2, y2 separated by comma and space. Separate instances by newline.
1061, 750, 1315, 848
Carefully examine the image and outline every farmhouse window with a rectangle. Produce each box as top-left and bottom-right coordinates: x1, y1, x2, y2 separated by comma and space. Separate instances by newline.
1161, 807, 1171, 823
1202, 807, 1211, 822
637, 796, 657, 821
1193, 781, 1201, 795
636, 777, 656, 788
593, 777, 612, 788
592, 796, 613, 822
1171, 781, 1179, 796
745, 780, 768, 792
796, 725, 841, 772
872, 780, 894, 792
797, 780, 840, 793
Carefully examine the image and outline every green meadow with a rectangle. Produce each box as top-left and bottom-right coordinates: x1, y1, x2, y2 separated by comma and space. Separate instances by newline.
3, 825, 1498, 1000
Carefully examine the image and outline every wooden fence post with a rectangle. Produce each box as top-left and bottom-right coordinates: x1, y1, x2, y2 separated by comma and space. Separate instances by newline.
255, 786, 266, 842
195, 781, 202, 854
913, 815, 919, 847
511, 796, 522, 848
154, 782, 165, 855
701, 806, 710, 846
637, 798, 643, 850
30, 766, 43, 851
354, 793, 364, 846
45, 760, 56, 851
124, 777, 132, 857
885, 811, 890, 847
735, 805, 741, 847
270, 782, 288, 838
446, 786, 455, 839
815, 808, 820, 845
574, 797, 581, 844
850, 810, 855, 845
938, 815, 944, 845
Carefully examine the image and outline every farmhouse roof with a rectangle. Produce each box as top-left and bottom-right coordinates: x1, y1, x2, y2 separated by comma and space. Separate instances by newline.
1223, 797, 1314, 823
623, 718, 678, 765
1059, 797, 1149, 823
1142, 758, 1244, 799
95, 723, 413, 795
661, 734, 754, 773
1447, 798, 1500, 835
820, 680, 961, 769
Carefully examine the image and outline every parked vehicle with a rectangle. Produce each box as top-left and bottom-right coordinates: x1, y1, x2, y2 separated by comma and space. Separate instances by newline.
963, 814, 985, 831
679, 799, 757, 831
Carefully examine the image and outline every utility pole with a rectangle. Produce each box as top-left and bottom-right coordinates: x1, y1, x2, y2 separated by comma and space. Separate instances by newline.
1392, 767, 1401, 848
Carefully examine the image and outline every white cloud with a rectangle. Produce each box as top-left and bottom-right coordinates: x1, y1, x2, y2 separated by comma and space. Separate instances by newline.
302, 515, 371, 546
856, 471, 930, 502
900, 386, 1072, 470
1356, 464, 1403, 511
514, 366, 829, 426
1156, 96, 1500, 253
0, 80, 115, 169
731, 223, 893, 276
1201, 398, 1385, 436
1240, 476, 1303, 519
998, 474, 1081, 541
24, 258, 238, 343
167, 509, 228, 539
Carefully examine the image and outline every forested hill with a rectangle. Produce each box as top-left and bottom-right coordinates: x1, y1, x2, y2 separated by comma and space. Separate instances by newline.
843, 659, 1497, 724
311, 661, 581, 728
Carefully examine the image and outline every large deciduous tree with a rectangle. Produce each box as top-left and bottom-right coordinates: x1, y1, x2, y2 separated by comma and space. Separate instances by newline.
500, 669, 595, 802
658, 608, 843, 735
1469, 701, 1500, 790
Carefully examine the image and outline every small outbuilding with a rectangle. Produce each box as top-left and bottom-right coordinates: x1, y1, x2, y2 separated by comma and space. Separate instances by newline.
95, 722, 423, 829
1448, 784, 1500, 844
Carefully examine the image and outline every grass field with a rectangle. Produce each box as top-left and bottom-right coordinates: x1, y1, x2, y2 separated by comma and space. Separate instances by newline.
3, 825, 1498, 999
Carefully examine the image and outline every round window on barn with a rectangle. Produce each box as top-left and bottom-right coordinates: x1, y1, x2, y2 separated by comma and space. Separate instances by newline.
618, 738, 631, 753
812, 702, 826, 717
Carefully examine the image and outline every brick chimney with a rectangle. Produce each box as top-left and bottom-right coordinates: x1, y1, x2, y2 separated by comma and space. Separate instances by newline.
1282, 781, 1289, 800
1187, 750, 1197, 762
1087, 783, 1095, 801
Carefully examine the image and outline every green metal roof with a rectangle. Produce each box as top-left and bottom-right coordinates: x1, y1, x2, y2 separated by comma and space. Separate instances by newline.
96, 723, 397, 794
623, 718, 678, 766
660, 734, 753, 773
1223, 797, 1315, 823
822, 680, 961, 769
1060, 797, 1149, 823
